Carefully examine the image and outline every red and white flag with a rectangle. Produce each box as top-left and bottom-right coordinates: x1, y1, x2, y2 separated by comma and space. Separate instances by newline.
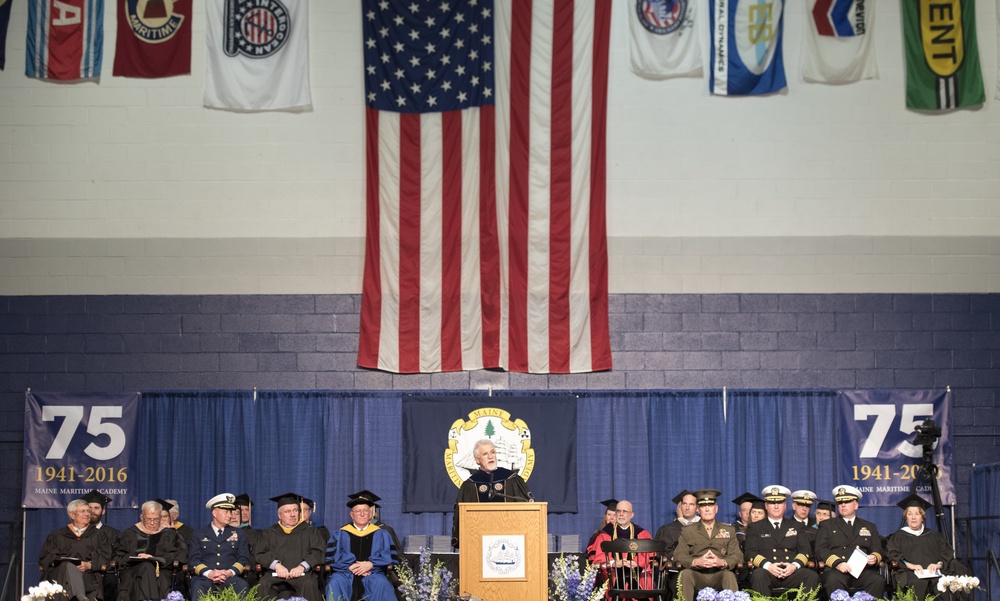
357, 0, 612, 374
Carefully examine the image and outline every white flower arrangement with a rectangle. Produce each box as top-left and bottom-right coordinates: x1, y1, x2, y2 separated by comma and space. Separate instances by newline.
22, 580, 65, 601
937, 575, 981, 594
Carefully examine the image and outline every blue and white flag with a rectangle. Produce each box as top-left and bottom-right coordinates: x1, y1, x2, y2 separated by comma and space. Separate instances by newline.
709, 0, 786, 96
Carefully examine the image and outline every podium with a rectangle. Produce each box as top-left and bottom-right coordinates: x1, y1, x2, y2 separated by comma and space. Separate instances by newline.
457, 502, 548, 601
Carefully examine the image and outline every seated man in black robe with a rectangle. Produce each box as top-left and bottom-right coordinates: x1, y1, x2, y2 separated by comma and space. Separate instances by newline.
39, 499, 112, 601
253, 492, 326, 601
451, 439, 533, 547
116, 500, 186, 601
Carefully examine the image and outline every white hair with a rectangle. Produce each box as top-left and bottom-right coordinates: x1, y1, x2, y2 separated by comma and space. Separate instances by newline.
473, 439, 495, 460
66, 499, 87, 517
141, 500, 162, 514
165, 499, 179, 517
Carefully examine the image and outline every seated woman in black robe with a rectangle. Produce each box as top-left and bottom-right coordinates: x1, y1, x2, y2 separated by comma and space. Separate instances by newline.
115, 500, 186, 601
887, 494, 971, 601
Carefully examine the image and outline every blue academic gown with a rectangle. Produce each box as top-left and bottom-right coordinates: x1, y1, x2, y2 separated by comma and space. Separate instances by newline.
326, 523, 395, 601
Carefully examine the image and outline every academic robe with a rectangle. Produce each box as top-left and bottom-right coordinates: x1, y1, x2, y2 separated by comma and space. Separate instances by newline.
450, 467, 532, 547
887, 527, 971, 601
95, 523, 121, 601
115, 526, 186, 601
39, 525, 112, 601
653, 519, 685, 559
589, 523, 655, 593
326, 523, 395, 601
253, 521, 326, 601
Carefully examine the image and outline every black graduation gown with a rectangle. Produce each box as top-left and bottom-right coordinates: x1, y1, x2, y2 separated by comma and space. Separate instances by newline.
253, 522, 326, 601
115, 526, 186, 601
450, 467, 533, 547
39, 526, 112, 600
887, 528, 971, 600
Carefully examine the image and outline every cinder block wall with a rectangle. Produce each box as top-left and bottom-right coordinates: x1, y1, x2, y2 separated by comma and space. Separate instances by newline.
2, 293, 997, 533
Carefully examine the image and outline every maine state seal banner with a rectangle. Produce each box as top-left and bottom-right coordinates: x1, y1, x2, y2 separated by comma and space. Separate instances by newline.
402, 395, 577, 513
114, 0, 192, 78
709, 0, 786, 95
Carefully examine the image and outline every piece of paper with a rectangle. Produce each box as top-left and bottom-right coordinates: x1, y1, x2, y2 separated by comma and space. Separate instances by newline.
915, 567, 942, 579
847, 547, 869, 578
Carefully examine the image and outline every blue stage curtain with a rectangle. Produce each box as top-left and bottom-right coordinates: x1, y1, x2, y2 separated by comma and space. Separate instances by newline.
971, 462, 1000, 601
136, 390, 256, 528
647, 390, 726, 530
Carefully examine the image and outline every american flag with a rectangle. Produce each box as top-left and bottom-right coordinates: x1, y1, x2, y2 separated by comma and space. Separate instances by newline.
358, 0, 612, 374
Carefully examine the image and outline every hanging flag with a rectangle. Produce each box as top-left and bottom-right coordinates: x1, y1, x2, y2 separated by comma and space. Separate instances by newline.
709, 0, 786, 96
203, 0, 311, 111
357, 0, 613, 374
113, 0, 191, 78
26, 0, 104, 80
801, 0, 877, 84
903, 0, 984, 110
0, 0, 11, 70
628, 0, 702, 78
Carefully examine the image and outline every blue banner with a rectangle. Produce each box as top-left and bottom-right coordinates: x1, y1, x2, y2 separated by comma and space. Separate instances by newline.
23, 391, 140, 509
402, 395, 577, 513
838, 389, 955, 506
709, 0, 786, 96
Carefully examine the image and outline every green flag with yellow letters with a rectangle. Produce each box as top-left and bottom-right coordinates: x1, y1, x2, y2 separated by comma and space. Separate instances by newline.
902, 0, 985, 110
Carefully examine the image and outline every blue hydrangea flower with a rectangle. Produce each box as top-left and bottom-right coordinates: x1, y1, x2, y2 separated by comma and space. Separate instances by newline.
696, 587, 719, 601
830, 589, 851, 601
852, 592, 875, 601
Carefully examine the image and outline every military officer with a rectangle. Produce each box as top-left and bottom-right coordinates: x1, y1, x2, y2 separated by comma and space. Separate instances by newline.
188, 493, 252, 600
790, 490, 817, 527
674, 490, 743, 601
815, 485, 886, 598
744, 485, 820, 595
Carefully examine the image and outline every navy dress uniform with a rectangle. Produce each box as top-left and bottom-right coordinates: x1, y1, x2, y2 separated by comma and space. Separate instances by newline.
188, 494, 252, 600
744, 486, 820, 595
815, 485, 886, 598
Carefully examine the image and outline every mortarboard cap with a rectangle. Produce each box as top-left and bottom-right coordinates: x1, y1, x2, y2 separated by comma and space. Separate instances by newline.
155, 498, 174, 512
234, 493, 252, 507
671, 490, 693, 505
896, 494, 932, 510
751, 499, 766, 511
82, 490, 111, 507
347, 490, 381, 508
270, 492, 304, 507
731, 492, 760, 506
599, 498, 619, 510
816, 500, 836, 513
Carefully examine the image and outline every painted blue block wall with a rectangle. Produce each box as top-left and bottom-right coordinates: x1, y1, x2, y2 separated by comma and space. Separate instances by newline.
1, 293, 998, 567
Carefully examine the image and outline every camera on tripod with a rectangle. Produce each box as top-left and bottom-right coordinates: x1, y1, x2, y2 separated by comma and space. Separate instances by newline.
912, 418, 942, 448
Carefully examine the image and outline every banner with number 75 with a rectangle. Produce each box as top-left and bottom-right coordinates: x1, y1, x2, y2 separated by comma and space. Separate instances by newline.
839, 389, 954, 506
23, 391, 139, 509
